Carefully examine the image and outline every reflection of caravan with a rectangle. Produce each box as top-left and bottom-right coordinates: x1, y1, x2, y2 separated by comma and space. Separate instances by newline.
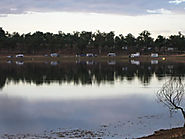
131, 60, 140, 65
86, 61, 94, 65
7, 60, 12, 64
107, 61, 116, 65
16, 61, 24, 65
50, 61, 58, 66
130, 52, 140, 58
168, 65, 174, 69
122, 67, 128, 71
151, 60, 158, 64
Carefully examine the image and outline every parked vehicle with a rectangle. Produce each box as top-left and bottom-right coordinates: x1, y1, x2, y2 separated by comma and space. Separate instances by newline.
107, 53, 116, 57
86, 53, 94, 57
16, 54, 24, 58
167, 47, 174, 51
50, 53, 59, 57
86, 61, 95, 65
76, 54, 86, 57
7, 55, 13, 58
151, 53, 158, 58
130, 52, 140, 58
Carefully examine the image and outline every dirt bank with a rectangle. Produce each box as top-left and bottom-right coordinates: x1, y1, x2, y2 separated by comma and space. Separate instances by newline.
138, 127, 185, 139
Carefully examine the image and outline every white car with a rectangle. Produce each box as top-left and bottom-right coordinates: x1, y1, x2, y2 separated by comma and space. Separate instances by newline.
86, 53, 94, 57
50, 53, 59, 57
16, 54, 24, 58
7, 55, 13, 58
130, 52, 140, 58
151, 53, 159, 58
107, 53, 116, 57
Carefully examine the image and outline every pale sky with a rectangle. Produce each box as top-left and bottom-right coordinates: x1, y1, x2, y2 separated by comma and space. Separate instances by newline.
0, 0, 185, 37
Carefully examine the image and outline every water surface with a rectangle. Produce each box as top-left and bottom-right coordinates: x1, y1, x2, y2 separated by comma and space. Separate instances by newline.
0, 61, 185, 138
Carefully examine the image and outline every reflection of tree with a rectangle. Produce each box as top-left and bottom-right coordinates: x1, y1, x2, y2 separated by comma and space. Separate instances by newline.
157, 77, 185, 121
0, 62, 184, 89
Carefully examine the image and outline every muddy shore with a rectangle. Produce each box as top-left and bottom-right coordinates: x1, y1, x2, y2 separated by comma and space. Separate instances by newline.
138, 127, 185, 139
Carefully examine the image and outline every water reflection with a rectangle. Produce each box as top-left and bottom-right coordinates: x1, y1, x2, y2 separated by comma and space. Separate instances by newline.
0, 61, 185, 138
0, 94, 183, 137
15, 61, 24, 65
130, 60, 140, 65
151, 60, 158, 65
50, 61, 59, 66
0, 61, 185, 89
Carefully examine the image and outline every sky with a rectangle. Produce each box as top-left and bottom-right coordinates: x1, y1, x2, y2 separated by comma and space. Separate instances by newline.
0, 0, 185, 37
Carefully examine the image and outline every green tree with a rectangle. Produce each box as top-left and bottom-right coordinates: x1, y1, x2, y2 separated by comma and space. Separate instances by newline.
155, 35, 166, 52
104, 31, 115, 51
137, 30, 154, 52
93, 31, 106, 54
0, 27, 6, 49
125, 33, 136, 51
77, 31, 92, 53
169, 32, 185, 51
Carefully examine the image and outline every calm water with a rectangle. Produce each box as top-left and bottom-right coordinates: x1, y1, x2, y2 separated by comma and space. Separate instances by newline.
0, 61, 185, 138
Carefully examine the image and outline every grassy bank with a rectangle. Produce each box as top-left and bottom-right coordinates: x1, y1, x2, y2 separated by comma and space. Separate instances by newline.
0, 54, 185, 63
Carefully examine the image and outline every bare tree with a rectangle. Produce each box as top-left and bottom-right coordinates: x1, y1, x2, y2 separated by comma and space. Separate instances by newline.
157, 77, 185, 120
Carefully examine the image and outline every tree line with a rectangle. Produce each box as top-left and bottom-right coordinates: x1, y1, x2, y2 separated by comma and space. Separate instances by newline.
0, 27, 185, 54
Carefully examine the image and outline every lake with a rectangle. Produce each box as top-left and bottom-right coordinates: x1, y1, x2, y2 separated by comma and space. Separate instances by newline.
0, 60, 185, 138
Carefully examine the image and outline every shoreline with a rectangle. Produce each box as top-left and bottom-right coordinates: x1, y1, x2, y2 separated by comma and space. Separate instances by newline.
1, 126, 185, 139
138, 127, 185, 139
0, 54, 185, 63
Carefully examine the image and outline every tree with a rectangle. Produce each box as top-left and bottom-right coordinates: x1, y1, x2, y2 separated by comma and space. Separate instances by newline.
93, 31, 106, 54
0, 28, 185, 54
77, 31, 92, 53
169, 32, 185, 51
125, 33, 136, 52
9, 32, 21, 51
157, 77, 185, 125
155, 35, 166, 52
0, 27, 5, 38
0, 27, 6, 49
137, 30, 154, 52
104, 31, 115, 50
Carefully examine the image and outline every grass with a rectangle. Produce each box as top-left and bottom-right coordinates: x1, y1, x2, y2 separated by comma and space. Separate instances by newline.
0, 54, 185, 63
